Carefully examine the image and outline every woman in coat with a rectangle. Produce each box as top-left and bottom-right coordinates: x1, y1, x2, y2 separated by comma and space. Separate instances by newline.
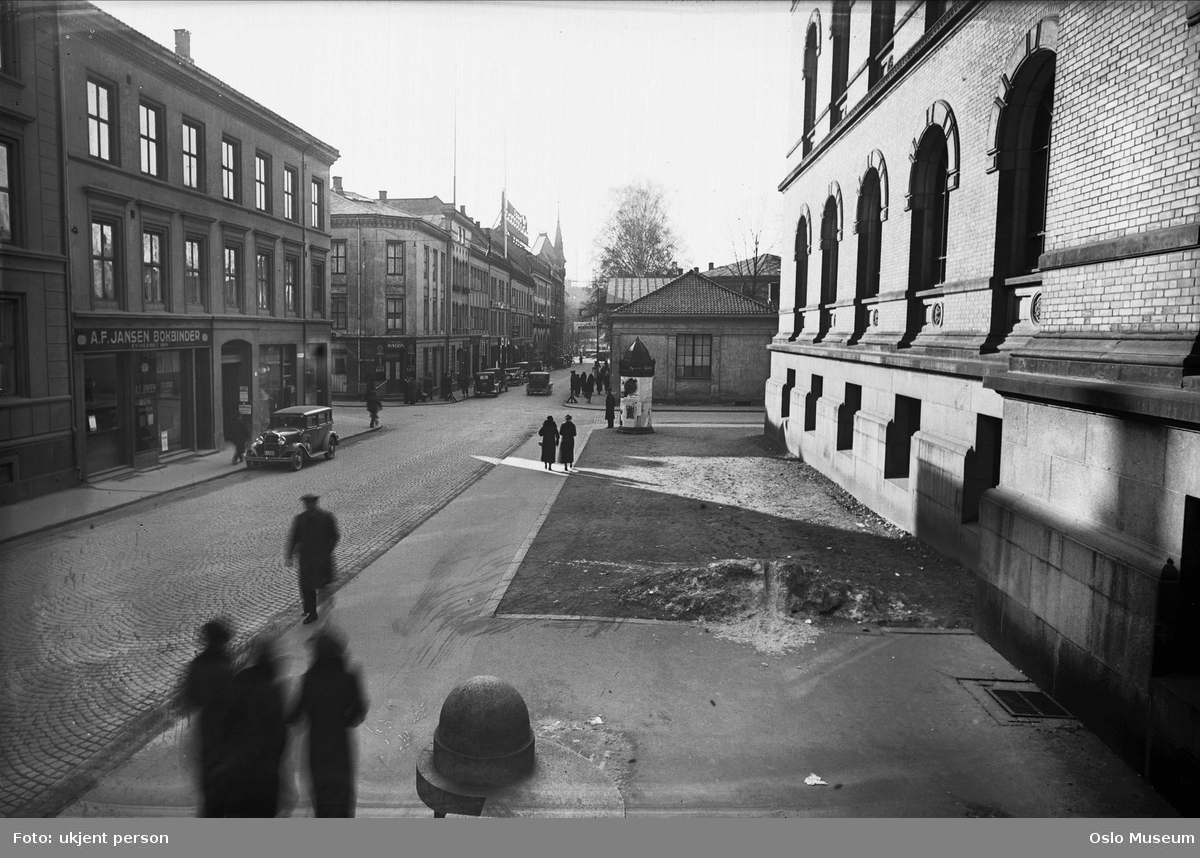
538, 415, 559, 470
559, 414, 577, 472
287, 631, 368, 818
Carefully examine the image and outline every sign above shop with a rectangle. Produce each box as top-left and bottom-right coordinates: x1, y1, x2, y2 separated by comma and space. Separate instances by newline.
76, 327, 210, 352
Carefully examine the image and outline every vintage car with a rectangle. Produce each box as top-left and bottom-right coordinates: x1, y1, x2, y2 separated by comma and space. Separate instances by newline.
474, 370, 501, 397
245, 405, 338, 471
505, 364, 527, 386
525, 371, 553, 396
525, 360, 544, 373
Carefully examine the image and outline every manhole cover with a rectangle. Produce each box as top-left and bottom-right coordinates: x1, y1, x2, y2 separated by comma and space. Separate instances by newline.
987, 688, 1071, 719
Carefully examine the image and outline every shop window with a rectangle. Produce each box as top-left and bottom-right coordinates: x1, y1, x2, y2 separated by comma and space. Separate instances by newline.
0, 295, 21, 396
837, 383, 861, 451
676, 334, 712, 379
885, 394, 921, 479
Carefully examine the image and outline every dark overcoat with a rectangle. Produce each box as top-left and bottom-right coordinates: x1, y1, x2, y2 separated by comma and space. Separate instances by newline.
223, 660, 289, 817
287, 508, 340, 591
559, 419, 577, 464
288, 651, 368, 817
538, 419, 559, 464
183, 648, 235, 816
605, 392, 616, 422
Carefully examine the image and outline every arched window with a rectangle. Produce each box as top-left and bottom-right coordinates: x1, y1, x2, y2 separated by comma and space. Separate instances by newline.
857, 169, 883, 301
908, 126, 950, 291
830, 2, 851, 126
993, 52, 1056, 277
794, 215, 810, 309
819, 197, 839, 339
803, 23, 820, 156
791, 214, 809, 341
868, 1, 896, 88
925, 0, 946, 32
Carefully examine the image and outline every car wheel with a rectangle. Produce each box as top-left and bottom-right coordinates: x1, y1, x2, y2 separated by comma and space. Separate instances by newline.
246, 460, 257, 470
325, 443, 336, 461
291, 449, 305, 471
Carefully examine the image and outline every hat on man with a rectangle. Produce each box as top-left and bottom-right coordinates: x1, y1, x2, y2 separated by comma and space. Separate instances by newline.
301, 493, 320, 503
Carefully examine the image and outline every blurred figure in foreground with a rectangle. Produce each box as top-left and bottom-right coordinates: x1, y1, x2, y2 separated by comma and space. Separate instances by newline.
287, 631, 369, 817
183, 619, 235, 817
224, 637, 291, 817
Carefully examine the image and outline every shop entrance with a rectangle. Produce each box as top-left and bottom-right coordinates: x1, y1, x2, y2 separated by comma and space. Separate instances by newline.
221, 340, 251, 442
83, 353, 128, 475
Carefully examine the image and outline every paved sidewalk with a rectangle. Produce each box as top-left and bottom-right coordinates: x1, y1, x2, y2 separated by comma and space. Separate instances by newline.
59, 409, 1176, 817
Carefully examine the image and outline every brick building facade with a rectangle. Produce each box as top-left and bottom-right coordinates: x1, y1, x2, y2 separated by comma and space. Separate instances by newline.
767, 0, 1199, 809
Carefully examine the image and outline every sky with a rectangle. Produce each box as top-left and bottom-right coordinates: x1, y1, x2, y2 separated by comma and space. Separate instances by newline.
91, 0, 791, 284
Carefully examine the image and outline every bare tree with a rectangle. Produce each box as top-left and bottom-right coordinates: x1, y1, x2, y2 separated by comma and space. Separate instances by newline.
728, 221, 778, 307
594, 180, 681, 279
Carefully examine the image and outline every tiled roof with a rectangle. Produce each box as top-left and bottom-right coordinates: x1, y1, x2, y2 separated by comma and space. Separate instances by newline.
705, 254, 781, 280
602, 277, 673, 304
610, 270, 776, 316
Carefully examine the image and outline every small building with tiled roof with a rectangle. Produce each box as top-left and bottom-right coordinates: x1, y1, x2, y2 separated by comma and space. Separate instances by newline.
703, 255, 781, 309
608, 270, 777, 405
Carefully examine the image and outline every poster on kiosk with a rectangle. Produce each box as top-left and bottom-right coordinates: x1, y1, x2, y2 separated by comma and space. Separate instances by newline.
618, 337, 655, 434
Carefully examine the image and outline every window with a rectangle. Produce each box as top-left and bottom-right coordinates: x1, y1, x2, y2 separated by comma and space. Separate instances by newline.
182, 120, 202, 189
254, 153, 270, 212
284, 256, 298, 313
139, 102, 162, 177
804, 374, 823, 432
909, 127, 951, 290
91, 219, 117, 302
830, 2, 851, 126
221, 137, 240, 202
676, 335, 712, 379
0, 296, 20, 396
331, 295, 347, 330
387, 241, 404, 276
256, 251, 272, 312
963, 415, 1002, 523
185, 238, 204, 305
791, 215, 808, 340
857, 169, 883, 300
331, 240, 346, 275
926, 0, 947, 31
885, 394, 921, 479
223, 245, 241, 310
819, 196, 839, 341
310, 178, 322, 229
837, 383, 861, 451
0, 2, 15, 76
868, 1, 896, 88
311, 261, 325, 318
87, 79, 114, 162
386, 297, 403, 331
0, 139, 12, 242
142, 230, 164, 304
802, 23, 819, 156
284, 167, 297, 221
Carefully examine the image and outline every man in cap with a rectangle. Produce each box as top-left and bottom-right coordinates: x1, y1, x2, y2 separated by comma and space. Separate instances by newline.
286, 493, 341, 624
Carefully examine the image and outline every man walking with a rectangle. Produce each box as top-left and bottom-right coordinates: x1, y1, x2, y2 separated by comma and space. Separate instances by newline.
365, 388, 382, 429
230, 416, 251, 465
286, 494, 340, 625
567, 370, 579, 404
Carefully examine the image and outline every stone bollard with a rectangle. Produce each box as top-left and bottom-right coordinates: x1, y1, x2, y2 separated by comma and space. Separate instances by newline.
415, 675, 624, 818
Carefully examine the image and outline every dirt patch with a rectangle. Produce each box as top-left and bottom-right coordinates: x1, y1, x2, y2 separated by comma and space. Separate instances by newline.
496, 425, 974, 640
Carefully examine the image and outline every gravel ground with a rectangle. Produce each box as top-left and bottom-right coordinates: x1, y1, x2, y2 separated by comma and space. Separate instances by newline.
496, 425, 975, 644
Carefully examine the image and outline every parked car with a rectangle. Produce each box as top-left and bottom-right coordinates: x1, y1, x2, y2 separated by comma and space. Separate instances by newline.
474, 370, 501, 397
245, 405, 338, 471
526, 371, 553, 396
505, 365, 527, 387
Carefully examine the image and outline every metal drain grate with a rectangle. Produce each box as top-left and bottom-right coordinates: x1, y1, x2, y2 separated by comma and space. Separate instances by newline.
987, 688, 1072, 719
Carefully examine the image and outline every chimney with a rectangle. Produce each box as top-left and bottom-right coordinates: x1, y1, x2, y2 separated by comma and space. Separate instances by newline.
378, 191, 388, 202
174, 29, 193, 63
708, 262, 714, 270
460, 205, 467, 215
693, 267, 699, 274
332, 176, 343, 194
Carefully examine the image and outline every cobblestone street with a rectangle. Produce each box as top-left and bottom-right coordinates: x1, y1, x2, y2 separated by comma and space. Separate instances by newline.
0, 390, 562, 817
